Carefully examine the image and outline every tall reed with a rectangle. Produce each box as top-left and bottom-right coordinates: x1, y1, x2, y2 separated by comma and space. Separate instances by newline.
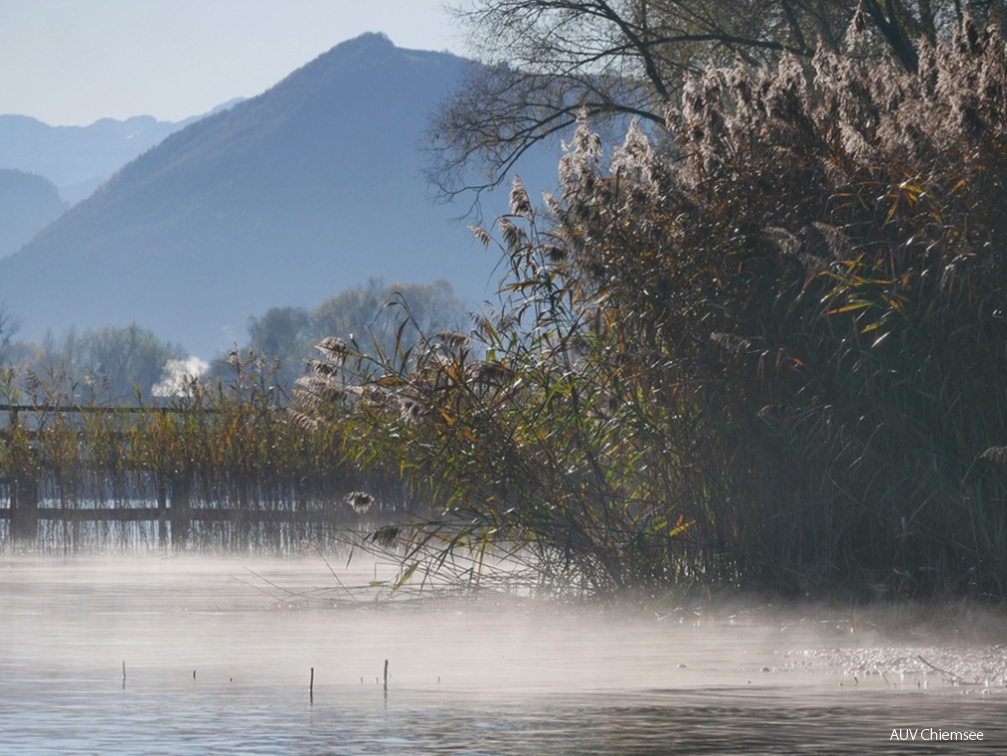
293, 16, 1007, 600
0, 355, 405, 551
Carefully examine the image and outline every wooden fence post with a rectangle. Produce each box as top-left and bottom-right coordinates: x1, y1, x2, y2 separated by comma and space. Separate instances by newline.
170, 475, 190, 549
10, 473, 39, 543
157, 475, 168, 547
7, 407, 39, 544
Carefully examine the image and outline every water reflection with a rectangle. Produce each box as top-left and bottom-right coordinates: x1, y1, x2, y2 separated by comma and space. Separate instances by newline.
2, 556, 1005, 754
4, 682, 1004, 754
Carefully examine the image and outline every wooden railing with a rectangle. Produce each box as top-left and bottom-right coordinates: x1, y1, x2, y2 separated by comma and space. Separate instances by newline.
0, 402, 404, 551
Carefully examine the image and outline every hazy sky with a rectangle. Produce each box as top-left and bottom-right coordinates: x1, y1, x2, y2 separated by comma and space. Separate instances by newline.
0, 1, 462, 126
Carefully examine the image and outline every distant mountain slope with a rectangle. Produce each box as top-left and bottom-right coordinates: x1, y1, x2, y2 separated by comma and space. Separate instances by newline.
0, 34, 556, 358
0, 112, 206, 204
0, 169, 67, 258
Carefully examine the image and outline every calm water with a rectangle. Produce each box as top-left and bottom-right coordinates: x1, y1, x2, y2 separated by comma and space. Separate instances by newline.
1, 556, 1005, 754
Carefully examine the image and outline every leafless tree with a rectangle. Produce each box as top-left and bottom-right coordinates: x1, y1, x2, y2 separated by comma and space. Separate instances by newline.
430, 0, 1007, 197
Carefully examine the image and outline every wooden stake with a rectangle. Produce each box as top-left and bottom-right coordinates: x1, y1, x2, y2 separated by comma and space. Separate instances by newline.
309, 667, 314, 704
383, 659, 388, 692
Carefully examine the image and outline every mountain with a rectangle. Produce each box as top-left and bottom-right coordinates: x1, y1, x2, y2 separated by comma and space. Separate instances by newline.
0, 169, 68, 258
0, 112, 212, 204
0, 34, 558, 358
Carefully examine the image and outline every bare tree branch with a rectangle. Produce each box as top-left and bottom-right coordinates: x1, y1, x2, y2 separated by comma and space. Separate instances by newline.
430, 0, 1007, 199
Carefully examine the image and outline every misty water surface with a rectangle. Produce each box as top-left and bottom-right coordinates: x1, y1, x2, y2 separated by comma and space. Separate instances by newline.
2, 556, 1005, 754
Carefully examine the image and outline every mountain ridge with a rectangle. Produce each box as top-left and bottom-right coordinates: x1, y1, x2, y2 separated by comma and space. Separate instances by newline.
0, 169, 68, 258
0, 111, 216, 204
0, 34, 558, 357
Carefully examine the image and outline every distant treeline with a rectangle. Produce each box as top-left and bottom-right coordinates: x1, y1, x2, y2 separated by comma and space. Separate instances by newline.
0, 279, 467, 405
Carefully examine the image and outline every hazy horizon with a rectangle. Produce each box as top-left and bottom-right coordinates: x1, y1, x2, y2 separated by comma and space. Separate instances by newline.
0, 0, 460, 127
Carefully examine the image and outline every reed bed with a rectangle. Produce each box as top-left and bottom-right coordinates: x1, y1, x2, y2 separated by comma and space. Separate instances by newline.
0, 361, 414, 553
8, 20, 1007, 601
289, 20, 1007, 602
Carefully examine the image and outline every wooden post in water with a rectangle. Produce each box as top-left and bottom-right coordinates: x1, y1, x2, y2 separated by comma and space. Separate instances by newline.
169, 475, 190, 549
156, 475, 168, 548
236, 481, 249, 551
8, 408, 39, 544
9, 471, 39, 539
9, 473, 39, 543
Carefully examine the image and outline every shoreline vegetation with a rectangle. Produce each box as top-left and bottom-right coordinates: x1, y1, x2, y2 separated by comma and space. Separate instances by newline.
4, 15, 1007, 611
291, 17, 1007, 605
0, 363, 419, 553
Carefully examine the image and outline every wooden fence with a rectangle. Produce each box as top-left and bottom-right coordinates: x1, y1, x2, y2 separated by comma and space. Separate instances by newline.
0, 402, 407, 551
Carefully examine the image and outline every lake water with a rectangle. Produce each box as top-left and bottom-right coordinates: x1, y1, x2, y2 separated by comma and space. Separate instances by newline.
2, 556, 1005, 754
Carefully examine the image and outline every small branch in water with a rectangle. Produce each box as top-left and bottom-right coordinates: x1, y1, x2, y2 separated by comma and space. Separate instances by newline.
916, 655, 981, 686
238, 567, 303, 602
310, 667, 314, 705
383, 659, 389, 692
311, 543, 361, 604
122, 660, 126, 690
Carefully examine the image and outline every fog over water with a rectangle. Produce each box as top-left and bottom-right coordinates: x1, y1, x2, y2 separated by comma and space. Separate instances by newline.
2, 555, 1006, 753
